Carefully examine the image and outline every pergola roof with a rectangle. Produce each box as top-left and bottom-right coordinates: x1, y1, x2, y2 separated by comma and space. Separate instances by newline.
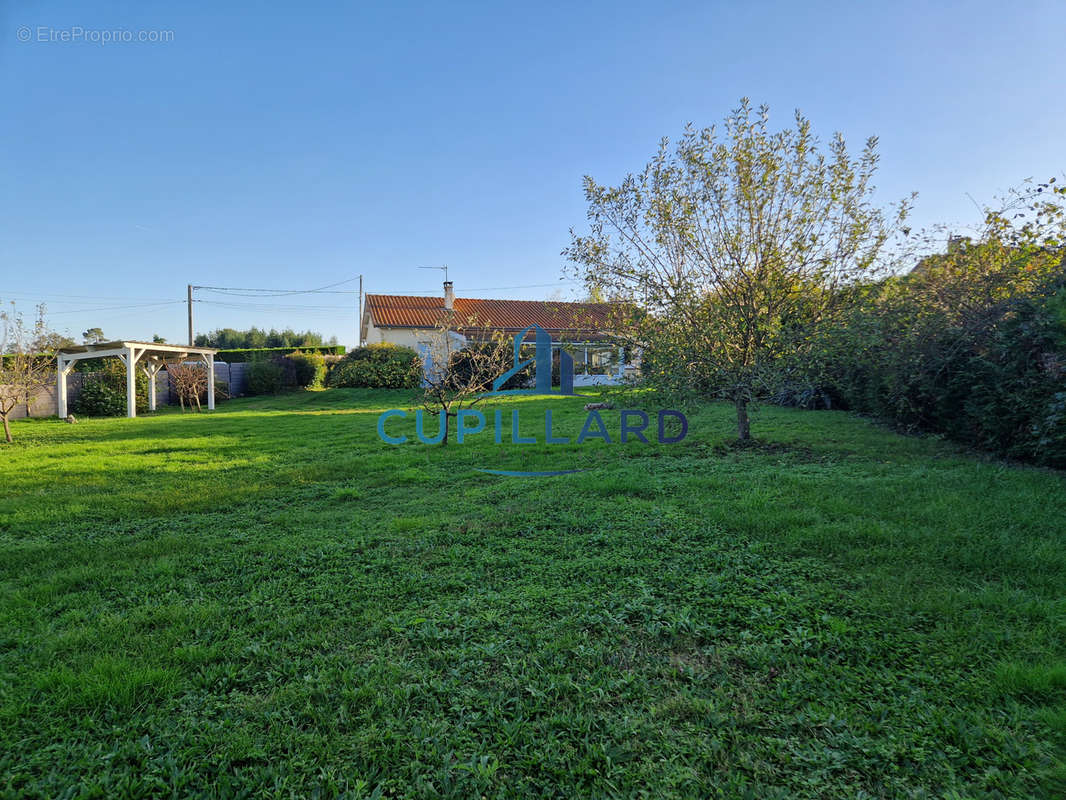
57, 340, 218, 358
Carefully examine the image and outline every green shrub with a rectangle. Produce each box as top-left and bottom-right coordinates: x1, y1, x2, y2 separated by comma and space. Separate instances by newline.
284, 351, 327, 388
245, 361, 284, 395
72, 380, 126, 417
71, 362, 148, 416
1033, 391, 1066, 466
327, 344, 421, 389
807, 248, 1066, 467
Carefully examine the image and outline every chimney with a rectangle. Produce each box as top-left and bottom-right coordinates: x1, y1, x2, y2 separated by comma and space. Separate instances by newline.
443, 280, 454, 311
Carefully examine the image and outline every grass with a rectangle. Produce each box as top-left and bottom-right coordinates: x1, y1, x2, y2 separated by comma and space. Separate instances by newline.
1, 388, 1064, 798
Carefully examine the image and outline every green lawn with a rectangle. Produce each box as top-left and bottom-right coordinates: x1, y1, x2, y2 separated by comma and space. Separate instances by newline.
1, 389, 1064, 798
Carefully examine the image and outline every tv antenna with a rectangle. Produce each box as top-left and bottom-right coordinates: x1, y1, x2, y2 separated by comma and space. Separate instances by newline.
418, 264, 449, 283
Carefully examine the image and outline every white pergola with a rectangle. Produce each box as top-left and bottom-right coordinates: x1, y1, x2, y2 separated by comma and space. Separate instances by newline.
56, 341, 219, 418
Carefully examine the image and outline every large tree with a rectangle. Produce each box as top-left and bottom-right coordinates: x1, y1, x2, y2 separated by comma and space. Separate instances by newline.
33, 331, 75, 351
566, 99, 911, 438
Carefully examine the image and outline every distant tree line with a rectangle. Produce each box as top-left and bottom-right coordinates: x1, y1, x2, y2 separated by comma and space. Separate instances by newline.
194, 327, 338, 349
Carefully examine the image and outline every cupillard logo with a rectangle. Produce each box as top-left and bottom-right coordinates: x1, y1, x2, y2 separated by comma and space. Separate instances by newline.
377, 325, 688, 476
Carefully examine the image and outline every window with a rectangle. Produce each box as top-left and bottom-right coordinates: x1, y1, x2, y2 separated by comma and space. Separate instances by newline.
588, 347, 618, 375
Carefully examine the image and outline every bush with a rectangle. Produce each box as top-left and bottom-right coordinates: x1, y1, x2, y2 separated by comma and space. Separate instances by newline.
72, 380, 127, 417
283, 351, 326, 388
327, 344, 421, 389
1033, 391, 1066, 466
808, 248, 1066, 467
71, 361, 148, 416
245, 360, 285, 395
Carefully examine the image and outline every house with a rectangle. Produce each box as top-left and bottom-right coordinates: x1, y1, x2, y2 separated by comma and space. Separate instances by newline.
361, 281, 634, 385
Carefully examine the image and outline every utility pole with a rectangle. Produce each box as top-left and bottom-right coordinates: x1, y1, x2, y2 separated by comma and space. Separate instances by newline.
357, 274, 363, 347
187, 284, 194, 346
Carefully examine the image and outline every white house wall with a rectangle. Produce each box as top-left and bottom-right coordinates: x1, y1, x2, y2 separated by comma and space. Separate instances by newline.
365, 320, 434, 350
366, 313, 636, 386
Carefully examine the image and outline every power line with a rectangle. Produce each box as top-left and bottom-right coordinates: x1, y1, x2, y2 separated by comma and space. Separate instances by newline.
48, 300, 184, 316
464, 281, 580, 291
196, 279, 580, 297
193, 277, 362, 296
196, 288, 358, 297
3, 291, 178, 304
188, 278, 364, 344
5, 278, 579, 305
356, 281, 582, 296
198, 299, 354, 311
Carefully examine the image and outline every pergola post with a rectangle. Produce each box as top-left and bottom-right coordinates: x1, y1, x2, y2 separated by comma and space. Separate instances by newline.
206, 353, 216, 410
142, 358, 161, 412
57, 354, 68, 418
125, 346, 137, 418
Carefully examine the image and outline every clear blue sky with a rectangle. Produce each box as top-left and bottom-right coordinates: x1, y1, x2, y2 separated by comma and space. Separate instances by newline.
2, 0, 1064, 346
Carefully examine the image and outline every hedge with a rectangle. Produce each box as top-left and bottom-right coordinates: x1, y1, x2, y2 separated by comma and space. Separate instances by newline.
245, 361, 285, 395
215, 346, 345, 363
806, 253, 1066, 467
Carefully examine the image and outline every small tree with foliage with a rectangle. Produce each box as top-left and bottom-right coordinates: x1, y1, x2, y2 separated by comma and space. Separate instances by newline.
419, 312, 515, 445
566, 99, 912, 439
1, 303, 58, 443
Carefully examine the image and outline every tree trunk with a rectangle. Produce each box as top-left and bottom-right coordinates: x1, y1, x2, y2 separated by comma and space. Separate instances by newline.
735, 396, 750, 441
2, 415, 11, 444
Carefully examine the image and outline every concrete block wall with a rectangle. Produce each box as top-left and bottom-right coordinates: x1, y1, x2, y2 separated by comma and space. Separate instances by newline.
4, 373, 84, 420
12, 362, 250, 419
160, 361, 247, 403
224, 362, 247, 396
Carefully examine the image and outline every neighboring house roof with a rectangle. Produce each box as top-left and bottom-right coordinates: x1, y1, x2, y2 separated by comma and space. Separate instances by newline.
365, 295, 620, 340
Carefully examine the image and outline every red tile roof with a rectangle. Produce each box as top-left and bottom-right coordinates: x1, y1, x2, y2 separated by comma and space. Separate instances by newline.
366, 294, 619, 340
